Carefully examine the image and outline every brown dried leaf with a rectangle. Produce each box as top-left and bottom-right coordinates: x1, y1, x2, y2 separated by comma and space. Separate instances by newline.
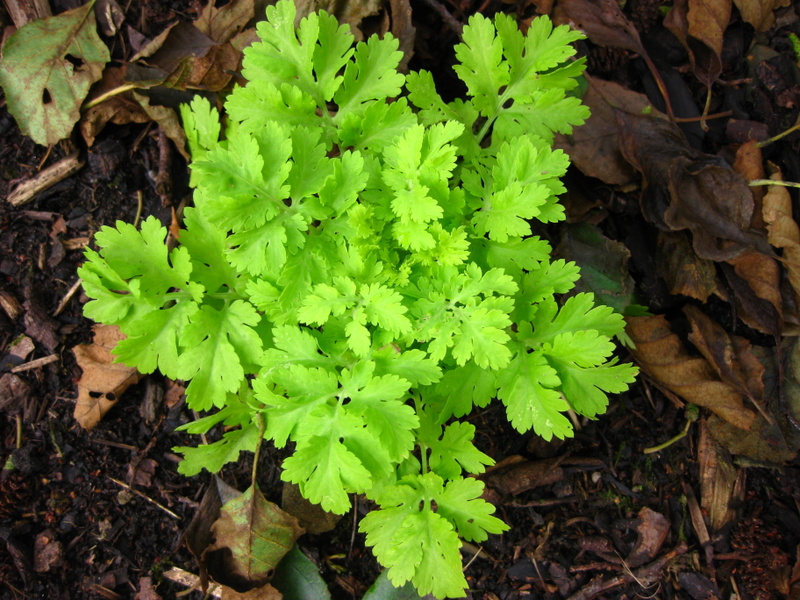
684, 304, 766, 406
724, 250, 783, 335
209, 484, 304, 588
708, 413, 796, 462
555, 77, 647, 186
763, 168, 800, 302
482, 456, 564, 496
626, 315, 756, 430
195, 0, 255, 44
553, 0, 644, 53
281, 483, 341, 535
698, 419, 743, 532
664, 0, 730, 86
657, 232, 720, 301
617, 111, 772, 261
72, 324, 141, 429
732, 0, 790, 31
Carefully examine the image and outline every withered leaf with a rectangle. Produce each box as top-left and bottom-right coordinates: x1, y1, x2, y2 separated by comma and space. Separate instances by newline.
626, 315, 756, 430
555, 76, 646, 186
208, 484, 304, 588
664, 0, 730, 86
763, 168, 800, 303
73, 324, 141, 429
684, 304, 766, 407
657, 231, 720, 302
617, 111, 773, 261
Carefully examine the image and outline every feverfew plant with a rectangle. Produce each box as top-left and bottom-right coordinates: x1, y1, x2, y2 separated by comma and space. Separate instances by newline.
78, 2, 637, 597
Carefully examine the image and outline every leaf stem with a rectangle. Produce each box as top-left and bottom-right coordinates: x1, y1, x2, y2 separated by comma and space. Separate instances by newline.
251, 412, 266, 486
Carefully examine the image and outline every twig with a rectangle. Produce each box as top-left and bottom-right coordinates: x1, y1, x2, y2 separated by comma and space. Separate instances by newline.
53, 278, 83, 316
106, 476, 180, 520
417, 0, 463, 36
11, 354, 59, 373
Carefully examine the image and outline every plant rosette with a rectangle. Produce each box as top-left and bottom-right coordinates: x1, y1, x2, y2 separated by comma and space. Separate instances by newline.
78, 2, 637, 597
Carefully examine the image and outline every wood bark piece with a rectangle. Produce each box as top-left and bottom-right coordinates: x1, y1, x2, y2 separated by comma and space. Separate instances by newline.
7, 152, 84, 207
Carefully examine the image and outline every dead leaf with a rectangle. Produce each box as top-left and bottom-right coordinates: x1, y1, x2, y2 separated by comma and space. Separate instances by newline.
482, 456, 564, 495
132, 92, 191, 161
732, 0, 790, 31
0, 373, 31, 413
626, 315, 756, 430
296, 0, 385, 40
281, 483, 341, 535
763, 167, 800, 303
195, 0, 255, 44
708, 413, 796, 463
664, 0, 730, 86
698, 419, 743, 532
684, 304, 766, 407
555, 77, 646, 186
617, 110, 773, 262
73, 324, 141, 429
552, 0, 644, 54
185, 476, 241, 591
657, 232, 720, 302
207, 485, 303, 587
208, 484, 304, 588
626, 508, 669, 568
724, 250, 784, 335
557, 222, 636, 313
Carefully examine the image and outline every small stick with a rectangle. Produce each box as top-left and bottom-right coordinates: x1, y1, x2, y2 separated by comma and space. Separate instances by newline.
106, 476, 181, 520
11, 354, 59, 373
53, 278, 83, 316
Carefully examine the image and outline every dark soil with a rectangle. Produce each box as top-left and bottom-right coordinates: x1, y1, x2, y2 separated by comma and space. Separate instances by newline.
2, 0, 800, 599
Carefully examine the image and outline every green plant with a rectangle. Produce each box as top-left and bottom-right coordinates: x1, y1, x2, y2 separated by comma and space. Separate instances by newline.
78, 2, 637, 596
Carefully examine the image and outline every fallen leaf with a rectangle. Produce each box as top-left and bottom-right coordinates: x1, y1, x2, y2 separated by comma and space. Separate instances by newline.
0, 1, 110, 146
132, 92, 191, 161
73, 324, 142, 429
208, 484, 304, 589
195, 0, 255, 44
732, 0, 790, 31
626, 508, 669, 568
185, 476, 242, 591
617, 110, 772, 262
296, 0, 385, 40
557, 222, 636, 314
664, 0, 730, 87
684, 304, 766, 409
763, 167, 800, 303
724, 250, 784, 335
626, 315, 756, 430
482, 456, 564, 496
553, 0, 645, 53
656, 232, 720, 302
698, 419, 743, 532
708, 413, 796, 463
281, 483, 341, 535
555, 77, 645, 186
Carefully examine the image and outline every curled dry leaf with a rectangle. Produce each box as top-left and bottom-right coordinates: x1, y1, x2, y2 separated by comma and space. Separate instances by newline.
617, 110, 773, 262
664, 0, 730, 86
698, 419, 743, 533
656, 232, 720, 302
763, 167, 800, 303
724, 251, 784, 335
732, 0, 791, 32
72, 324, 141, 429
626, 315, 756, 430
684, 304, 766, 409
